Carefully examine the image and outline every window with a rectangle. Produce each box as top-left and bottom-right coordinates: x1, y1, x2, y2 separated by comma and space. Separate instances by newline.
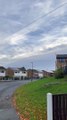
0, 71, 4, 73
22, 71, 26, 73
15, 71, 18, 73
59, 59, 65, 63
15, 71, 20, 73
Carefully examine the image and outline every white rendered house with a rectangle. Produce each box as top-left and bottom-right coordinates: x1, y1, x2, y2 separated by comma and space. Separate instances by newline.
13, 67, 27, 80
38, 71, 43, 78
0, 66, 6, 80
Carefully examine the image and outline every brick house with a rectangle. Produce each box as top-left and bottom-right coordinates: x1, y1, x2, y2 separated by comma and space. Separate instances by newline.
42, 70, 53, 77
27, 69, 39, 79
6, 68, 14, 79
56, 54, 67, 74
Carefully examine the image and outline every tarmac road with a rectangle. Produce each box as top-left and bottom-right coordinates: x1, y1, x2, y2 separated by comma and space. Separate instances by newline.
0, 80, 31, 120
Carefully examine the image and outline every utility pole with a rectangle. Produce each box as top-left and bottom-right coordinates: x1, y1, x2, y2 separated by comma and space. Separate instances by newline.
31, 62, 33, 81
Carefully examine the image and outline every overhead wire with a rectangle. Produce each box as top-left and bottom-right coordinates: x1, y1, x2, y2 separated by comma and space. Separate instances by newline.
20, 2, 67, 31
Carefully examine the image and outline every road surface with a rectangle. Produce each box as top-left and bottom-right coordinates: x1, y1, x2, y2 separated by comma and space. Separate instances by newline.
0, 80, 31, 120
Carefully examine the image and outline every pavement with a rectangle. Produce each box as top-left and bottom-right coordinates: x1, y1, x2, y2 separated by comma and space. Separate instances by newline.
0, 80, 31, 120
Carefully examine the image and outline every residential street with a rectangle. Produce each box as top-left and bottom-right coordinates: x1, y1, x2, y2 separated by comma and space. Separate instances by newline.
0, 80, 31, 120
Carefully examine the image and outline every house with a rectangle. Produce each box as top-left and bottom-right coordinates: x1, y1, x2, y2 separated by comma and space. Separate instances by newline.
42, 70, 54, 77
12, 67, 27, 80
27, 69, 39, 79
5, 67, 27, 80
27, 69, 53, 79
19, 67, 27, 79
56, 54, 67, 74
42, 70, 49, 77
38, 71, 43, 78
6, 68, 14, 79
0, 66, 6, 80
12, 68, 21, 80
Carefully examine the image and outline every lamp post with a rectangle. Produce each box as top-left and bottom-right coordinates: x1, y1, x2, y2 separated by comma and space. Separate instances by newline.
31, 62, 33, 81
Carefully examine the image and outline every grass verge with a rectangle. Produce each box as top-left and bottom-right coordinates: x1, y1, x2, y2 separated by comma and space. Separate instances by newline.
13, 77, 67, 120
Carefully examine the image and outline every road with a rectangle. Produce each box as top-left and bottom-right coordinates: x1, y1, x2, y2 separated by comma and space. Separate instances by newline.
0, 80, 31, 120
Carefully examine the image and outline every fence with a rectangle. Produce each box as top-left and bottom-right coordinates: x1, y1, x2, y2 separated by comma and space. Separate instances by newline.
47, 93, 67, 120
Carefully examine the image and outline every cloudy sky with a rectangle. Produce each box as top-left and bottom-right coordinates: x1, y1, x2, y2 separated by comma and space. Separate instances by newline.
0, 0, 67, 71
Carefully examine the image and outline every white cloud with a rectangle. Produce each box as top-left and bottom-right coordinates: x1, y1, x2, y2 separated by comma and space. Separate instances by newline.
33, 0, 53, 13
0, 54, 7, 59
52, 3, 67, 17
33, 2, 44, 8
46, 37, 67, 49
9, 34, 27, 45
0, 0, 66, 70
61, 26, 67, 33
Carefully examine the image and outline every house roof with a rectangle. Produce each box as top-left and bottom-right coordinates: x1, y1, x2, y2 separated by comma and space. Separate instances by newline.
56, 54, 67, 59
10, 67, 26, 72
19, 67, 26, 71
27, 69, 38, 73
0, 66, 6, 70
10, 67, 19, 71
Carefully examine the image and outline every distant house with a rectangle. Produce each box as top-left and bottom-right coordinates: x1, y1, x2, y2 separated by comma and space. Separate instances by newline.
12, 67, 27, 80
6, 68, 14, 79
19, 67, 27, 79
42, 70, 49, 77
27, 69, 39, 79
56, 54, 67, 74
42, 70, 54, 77
12, 68, 21, 80
0, 66, 6, 80
27, 69, 53, 79
38, 71, 43, 78
5, 67, 27, 80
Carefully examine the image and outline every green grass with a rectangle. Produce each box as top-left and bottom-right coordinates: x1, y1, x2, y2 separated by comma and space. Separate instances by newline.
14, 77, 67, 120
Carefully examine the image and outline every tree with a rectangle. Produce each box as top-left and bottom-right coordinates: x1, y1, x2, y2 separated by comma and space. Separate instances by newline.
54, 68, 64, 79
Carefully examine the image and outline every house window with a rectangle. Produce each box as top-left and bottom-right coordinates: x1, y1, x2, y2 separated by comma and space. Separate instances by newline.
15, 71, 19, 73
59, 59, 65, 63
1, 71, 4, 73
15, 71, 17, 73
22, 71, 26, 73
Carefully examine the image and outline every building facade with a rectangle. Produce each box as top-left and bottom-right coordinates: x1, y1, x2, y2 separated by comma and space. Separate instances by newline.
6, 68, 14, 79
38, 71, 43, 78
27, 69, 39, 79
0, 66, 6, 80
42, 70, 53, 77
56, 54, 67, 74
5, 67, 27, 80
12, 67, 27, 80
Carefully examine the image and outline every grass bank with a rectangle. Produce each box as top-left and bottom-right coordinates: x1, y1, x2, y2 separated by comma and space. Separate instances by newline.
14, 77, 67, 120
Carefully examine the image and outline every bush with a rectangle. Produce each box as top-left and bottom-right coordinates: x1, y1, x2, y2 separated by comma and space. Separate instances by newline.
64, 66, 67, 75
54, 68, 64, 79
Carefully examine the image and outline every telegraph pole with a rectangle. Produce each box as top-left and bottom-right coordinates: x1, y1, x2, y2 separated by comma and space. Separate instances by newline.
31, 62, 33, 81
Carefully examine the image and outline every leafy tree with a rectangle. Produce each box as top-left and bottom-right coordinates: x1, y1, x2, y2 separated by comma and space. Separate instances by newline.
54, 68, 64, 79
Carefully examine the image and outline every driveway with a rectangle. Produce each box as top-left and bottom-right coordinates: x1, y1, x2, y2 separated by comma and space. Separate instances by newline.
0, 80, 31, 120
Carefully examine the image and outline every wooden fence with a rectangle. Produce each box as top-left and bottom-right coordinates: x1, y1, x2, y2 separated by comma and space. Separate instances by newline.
47, 93, 67, 120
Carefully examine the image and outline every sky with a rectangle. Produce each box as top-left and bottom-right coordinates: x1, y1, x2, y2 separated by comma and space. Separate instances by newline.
0, 0, 67, 71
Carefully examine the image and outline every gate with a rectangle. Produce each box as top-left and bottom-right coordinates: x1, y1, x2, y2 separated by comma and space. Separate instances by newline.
47, 93, 67, 120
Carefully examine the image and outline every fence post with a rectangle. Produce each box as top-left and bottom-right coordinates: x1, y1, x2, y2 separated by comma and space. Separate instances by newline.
47, 93, 53, 120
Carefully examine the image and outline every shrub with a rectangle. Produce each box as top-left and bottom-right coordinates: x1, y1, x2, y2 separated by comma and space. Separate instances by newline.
54, 68, 64, 79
